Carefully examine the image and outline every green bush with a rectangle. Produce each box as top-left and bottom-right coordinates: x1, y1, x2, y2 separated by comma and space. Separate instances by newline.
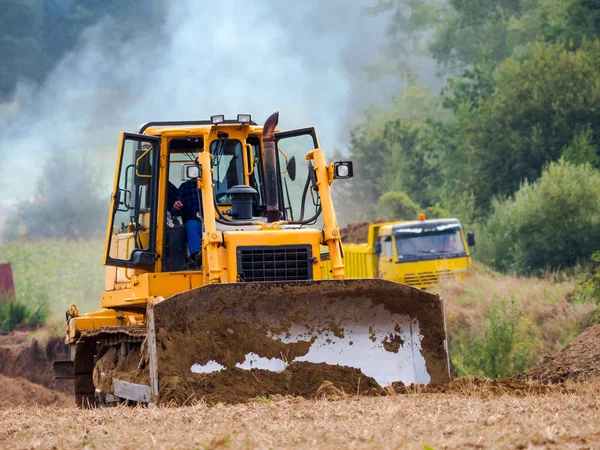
376, 191, 420, 221
479, 161, 600, 275
450, 296, 538, 378
572, 251, 600, 321
0, 299, 48, 333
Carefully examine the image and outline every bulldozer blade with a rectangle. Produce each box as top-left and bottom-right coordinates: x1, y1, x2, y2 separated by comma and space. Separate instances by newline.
149, 278, 450, 400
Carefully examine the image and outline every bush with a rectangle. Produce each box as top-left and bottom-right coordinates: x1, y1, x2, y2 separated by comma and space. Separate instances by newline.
0, 298, 48, 333
572, 251, 600, 322
479, 161, 600, 275
376, 191, 420, 221
450, 296, 538, 378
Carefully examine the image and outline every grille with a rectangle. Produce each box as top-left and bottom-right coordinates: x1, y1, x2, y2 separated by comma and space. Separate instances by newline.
237, 246, 312, 282
403, 270, 454, 287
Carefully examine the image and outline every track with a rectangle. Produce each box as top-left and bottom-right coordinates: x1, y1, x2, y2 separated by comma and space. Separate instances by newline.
72, 326, 146, 407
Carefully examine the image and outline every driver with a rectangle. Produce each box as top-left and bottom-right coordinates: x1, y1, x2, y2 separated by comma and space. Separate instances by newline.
174, 177, 203, 268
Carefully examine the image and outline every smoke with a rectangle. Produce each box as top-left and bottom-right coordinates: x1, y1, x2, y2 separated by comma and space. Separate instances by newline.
0, 0, 397, 201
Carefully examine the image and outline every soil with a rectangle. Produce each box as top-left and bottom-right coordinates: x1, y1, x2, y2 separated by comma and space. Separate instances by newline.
340, 220, 385, 244
0, 334, 71, 394
159, 362, 381, 405
0, 331, 72, 407
520, 323, 600, 383
0, 374, 71, 407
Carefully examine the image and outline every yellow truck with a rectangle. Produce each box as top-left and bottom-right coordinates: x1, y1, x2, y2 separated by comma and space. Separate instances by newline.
323, 217, 474, 289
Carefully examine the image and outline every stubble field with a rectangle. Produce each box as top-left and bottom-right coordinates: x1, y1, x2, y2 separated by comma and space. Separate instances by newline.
1, 380, 600, 450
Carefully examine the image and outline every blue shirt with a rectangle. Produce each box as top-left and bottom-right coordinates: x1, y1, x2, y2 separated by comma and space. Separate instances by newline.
176, 180, 203, 222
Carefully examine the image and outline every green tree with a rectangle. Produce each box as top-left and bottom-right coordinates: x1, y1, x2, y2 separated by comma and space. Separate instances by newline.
465, 41, 600, 215
376, 191, 420, 220
479, 161, 600, 274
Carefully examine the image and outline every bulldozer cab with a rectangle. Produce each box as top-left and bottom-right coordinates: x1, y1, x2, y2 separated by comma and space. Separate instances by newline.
104, 119, 330, 274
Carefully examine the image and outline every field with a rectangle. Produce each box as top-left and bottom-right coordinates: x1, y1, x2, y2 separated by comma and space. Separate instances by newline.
1, 239, 600, 449
1, 381, 600, 449
0, 239, 105, 322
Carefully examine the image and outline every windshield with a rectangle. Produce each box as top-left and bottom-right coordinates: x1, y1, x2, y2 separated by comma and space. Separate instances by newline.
395, 229, 466, 261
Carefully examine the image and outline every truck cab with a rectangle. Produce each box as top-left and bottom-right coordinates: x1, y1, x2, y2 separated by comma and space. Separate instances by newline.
374, 218, 473, 288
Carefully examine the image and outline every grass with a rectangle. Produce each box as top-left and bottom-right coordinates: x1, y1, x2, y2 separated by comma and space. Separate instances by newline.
0, 239, 105, 321
0, 380, 599, 449
438, 263, 597, 378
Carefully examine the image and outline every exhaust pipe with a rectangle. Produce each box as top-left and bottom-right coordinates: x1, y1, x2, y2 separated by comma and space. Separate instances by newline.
262, 112, 280, 222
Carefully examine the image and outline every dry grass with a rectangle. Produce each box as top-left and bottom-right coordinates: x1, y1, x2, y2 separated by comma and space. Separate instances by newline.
438, 264, 596, 367
1, 380, 600, 449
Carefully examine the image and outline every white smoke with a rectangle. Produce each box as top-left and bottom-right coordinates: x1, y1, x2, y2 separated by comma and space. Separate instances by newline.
0, 0, 397, 201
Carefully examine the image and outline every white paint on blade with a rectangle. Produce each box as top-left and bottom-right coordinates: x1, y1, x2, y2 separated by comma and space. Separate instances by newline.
191, 360, 226, 373
235, 353, 288, 372
267, 307, 431, 387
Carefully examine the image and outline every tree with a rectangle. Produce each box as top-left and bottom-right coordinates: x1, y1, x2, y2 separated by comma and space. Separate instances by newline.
463, 41, 600, 215
479, 160, 600, 274
376, 191, 420, 220
370, 0, 441, 95
5, 151, 107, 240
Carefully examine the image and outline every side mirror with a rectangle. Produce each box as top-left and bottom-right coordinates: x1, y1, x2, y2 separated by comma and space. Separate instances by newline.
374, 241, 382, 255
333, 161, 353, 179
467, 231, 475, 247
287, 156, 296, 182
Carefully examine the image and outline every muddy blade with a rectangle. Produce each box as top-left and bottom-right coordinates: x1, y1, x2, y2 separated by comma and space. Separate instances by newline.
152, 279, 450, 392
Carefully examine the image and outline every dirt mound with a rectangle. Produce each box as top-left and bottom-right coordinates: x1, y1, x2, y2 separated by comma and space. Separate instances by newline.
340, 220, 385, 244
157, 362, 381, 405
0, 374, 71, 407
521, 323, 600, 383
0, 335, 71, 394
393, 376, 572, 397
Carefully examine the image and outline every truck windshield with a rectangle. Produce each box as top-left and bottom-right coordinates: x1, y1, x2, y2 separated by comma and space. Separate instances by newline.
395, 229, 466, 261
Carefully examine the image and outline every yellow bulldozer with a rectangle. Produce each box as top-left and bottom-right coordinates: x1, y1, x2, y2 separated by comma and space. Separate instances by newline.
53, 112, 450, 406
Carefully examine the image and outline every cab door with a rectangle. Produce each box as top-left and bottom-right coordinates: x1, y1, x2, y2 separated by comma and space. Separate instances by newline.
377, 235, 396, 280
105, 133, 160, 273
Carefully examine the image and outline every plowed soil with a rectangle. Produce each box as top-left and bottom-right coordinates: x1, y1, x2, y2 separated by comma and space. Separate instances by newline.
0, 332, 72, 408
521, 323, 600, 383
0, 333, 71, 394
0, 374, 71, 407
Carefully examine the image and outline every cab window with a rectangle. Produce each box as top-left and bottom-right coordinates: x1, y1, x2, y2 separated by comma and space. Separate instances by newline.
210, 139, 245, 205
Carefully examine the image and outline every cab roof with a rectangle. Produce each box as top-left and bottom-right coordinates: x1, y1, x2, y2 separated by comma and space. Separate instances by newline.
378, 218, 461, 236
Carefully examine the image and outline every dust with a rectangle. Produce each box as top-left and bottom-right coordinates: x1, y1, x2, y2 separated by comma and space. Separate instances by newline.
520, 323, 600, 383
340, 220, 385, 244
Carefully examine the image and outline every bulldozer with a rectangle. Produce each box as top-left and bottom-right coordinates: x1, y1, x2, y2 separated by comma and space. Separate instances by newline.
53, 112, 450, 406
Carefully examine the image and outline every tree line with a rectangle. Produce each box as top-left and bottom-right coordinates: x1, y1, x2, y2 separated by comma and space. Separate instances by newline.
336, 0, 600, 275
